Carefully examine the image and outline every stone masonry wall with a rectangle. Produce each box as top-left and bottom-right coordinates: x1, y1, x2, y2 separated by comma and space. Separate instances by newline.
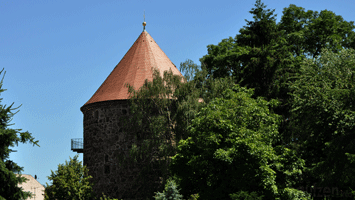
82, 100, 140, 199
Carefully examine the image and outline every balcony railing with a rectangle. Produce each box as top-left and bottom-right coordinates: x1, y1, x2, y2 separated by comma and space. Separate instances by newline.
71, 138, 83, 153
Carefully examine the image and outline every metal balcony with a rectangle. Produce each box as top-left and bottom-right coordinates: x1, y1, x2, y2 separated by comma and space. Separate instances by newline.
71, 138, 83, 153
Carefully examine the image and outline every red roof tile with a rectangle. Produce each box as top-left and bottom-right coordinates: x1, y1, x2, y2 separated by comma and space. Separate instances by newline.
83, 30, 183, 106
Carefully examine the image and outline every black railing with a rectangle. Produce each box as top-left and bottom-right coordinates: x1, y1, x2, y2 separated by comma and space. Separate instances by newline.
71, 138, 83, 153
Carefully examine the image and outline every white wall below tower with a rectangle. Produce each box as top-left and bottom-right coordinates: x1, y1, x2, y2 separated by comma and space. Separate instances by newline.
17, 174, 45, 200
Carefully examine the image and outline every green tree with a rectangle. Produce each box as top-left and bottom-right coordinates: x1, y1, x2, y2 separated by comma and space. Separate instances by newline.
179, 59, 201, 83
154, 179, 183, 200
289, 48, 355, 199
199, 1, 355, 147
230, 191, 264, 200
0, 69, 39, 200
279, 4, 355, 58
121, 68, 189, 198
199, 1, 299, 149
121, 63, 233, 198
171, 85, 306, 199
201, 1, 355, 100
45, 155, 94, 200
99, 194, 119, 200
200, 0, 296, 102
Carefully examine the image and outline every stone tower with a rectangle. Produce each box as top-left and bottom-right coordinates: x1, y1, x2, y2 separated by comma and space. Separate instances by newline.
79, 22, 183, 199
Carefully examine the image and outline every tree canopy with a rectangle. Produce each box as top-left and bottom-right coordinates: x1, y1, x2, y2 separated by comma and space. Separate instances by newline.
0, 69, 39, 200
199, 1, 355, 136
169, 1, 354, 199
200, 0, 297, 102
171, 85, 309, 199
280, 4, 355, 58
45, 155, 94, 200
289, 48, 355, 198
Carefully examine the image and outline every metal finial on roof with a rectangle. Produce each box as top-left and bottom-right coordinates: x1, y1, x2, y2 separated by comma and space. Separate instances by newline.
143, 11, 146, 31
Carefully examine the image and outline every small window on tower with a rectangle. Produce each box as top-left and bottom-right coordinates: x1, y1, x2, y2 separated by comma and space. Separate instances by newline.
94, 110, 99, 119
105, 155, 109, 163
104, 165, 110, 174
122, 109, 127, 115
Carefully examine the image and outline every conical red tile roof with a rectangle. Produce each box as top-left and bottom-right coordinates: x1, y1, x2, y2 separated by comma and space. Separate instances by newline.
83, 30, 182, 106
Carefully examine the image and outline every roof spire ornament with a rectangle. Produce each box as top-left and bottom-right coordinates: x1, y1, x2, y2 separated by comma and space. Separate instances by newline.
143, 11, 146, 31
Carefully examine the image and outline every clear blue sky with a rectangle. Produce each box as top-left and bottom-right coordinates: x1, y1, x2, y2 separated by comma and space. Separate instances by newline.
1, 0, 354, 186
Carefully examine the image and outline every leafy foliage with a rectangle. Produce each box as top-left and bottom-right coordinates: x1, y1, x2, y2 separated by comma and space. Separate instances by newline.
201, 0, 297, 102
154, 179, 183, 200
171, 85, 306, 199
280, 4, 355, 58
199, 1, 302, 151
99, 193, 119, 200
123, 63, 236, 198
289, 48, 355, 198
121, 69, 187, 197
45, 155, 94, 200
199, 0, 355, 148
278, 188, 312, 200
0, 69, 39, 200
230, 191, 264, 200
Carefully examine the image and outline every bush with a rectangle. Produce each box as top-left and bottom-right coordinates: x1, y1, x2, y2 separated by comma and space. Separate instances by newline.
279, 188, 312, 200
100, 193, 119, 200
154, 179, 183, 200
230, 191, 264, 200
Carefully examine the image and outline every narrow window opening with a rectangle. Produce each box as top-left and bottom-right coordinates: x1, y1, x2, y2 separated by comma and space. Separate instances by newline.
104, 165, 110, 174
94, 110, 99, 119
122, 109, 127, 115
